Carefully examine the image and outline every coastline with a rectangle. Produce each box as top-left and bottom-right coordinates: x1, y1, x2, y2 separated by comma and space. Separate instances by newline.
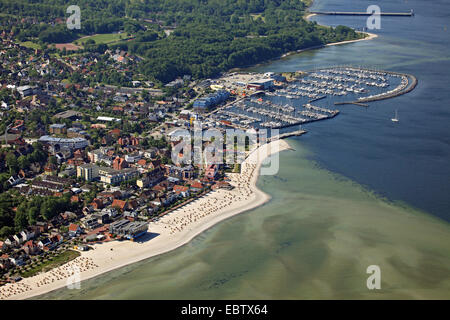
283, 13, 378, 56
276, 30, 377, 61
1, 139, 291, 300
233, 13, 378, 71
305, 11, 379, 44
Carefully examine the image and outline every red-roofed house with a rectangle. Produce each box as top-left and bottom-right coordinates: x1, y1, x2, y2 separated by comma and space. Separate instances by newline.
190, 181, 204, 192
109, 128, 121, 138
50, 234, 63, 245
173, 185, 190, 197
111, 199, 128, 212
137, 159, 147, 168
68, 223, 82, 237
22, 240, 40, 255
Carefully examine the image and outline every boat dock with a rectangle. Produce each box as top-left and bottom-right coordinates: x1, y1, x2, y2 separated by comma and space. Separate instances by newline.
308, 95, 326, 103
333, 70, 418, 106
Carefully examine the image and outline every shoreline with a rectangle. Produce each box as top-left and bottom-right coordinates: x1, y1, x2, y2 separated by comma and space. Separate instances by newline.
233, 14, 378, 72
305, 10, 379, 44
1, 139, 292, 300
285, 13, 378, 55
278, 31, 378, 59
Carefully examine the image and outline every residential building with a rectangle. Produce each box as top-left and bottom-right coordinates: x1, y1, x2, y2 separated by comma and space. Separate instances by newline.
190, 181, 204, 193
193, 90, 230, 112
205, 164, 219, 180
113, 157, 128, 170
49, 123, 67, 134
98, 167, 139, 185
31, 180, 64, 193
17, 85, 39, 97
7, 174, 25, 187
173, 185, 190, 197
77, 164, 100, 181
68, 223, 82, 237
22, 240, 40, 255
166, 164, 195, 180
143, 148, 158, 159
125, 153, 141, 163
111, 199, 128, 212
136, 167, 165, 188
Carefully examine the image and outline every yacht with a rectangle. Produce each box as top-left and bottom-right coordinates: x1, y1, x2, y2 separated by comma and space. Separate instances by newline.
391, 110, 399, 123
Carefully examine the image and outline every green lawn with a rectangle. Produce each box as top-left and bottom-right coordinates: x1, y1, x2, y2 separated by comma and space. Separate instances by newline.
74, 33, 131, 45
20, 250, 81, 278
19, 41, 41, 50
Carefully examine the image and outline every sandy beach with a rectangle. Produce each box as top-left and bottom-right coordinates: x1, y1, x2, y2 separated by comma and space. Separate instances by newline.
326, 31, 378, 46
305, 12, 379, 46
0, 139, 291, 300
280, 28, 378, 59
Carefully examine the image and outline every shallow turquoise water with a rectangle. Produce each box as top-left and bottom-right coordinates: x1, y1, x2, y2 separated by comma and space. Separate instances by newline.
35, 140, 450, 299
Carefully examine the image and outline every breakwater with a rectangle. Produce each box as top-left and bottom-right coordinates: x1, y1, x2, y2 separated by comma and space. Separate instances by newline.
333, 69, 418, 106
310, 10, 414, 17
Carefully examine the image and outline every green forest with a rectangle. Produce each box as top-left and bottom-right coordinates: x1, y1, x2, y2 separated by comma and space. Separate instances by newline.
0, 0, 363, 82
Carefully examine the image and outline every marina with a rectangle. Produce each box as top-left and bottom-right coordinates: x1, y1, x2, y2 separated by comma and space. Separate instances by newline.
209, 67, 416, 134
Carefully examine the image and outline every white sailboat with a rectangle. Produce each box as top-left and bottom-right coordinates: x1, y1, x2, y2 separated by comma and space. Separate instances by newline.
391, 109, 399, 122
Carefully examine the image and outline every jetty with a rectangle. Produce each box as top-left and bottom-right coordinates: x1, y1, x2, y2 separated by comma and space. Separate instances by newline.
309, 10, 414, 17
335, 101, 369, 107
268, 129, 307, 142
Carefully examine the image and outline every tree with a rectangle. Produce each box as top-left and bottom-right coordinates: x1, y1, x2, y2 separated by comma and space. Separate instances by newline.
27, 206, 40, 226
48, 156, 57, 166
5, 152, 18, 174
230, 14, 240, 24
17, 155, 30, 170
0, 226, 14, 238
14, 210, 28, 231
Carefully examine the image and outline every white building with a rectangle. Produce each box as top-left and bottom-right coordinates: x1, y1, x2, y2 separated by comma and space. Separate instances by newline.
39, 136, 88, 150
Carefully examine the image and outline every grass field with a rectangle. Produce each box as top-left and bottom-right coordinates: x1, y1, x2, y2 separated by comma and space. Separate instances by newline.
74, 33, 130, 45
19, 41, 41, 50
20, 250, 81, 278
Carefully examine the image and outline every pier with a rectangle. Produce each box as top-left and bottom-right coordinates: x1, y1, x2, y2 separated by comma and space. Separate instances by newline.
335, 101, 369, 107
308, 95, 326, 103
268, 129, 307, 142
309, 10, 414, 17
